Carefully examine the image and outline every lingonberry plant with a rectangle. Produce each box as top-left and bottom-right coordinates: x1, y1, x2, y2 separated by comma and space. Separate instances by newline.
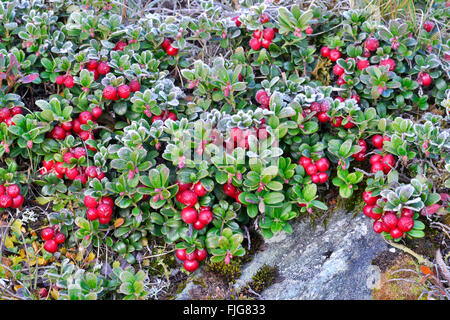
0, 0, 448, 300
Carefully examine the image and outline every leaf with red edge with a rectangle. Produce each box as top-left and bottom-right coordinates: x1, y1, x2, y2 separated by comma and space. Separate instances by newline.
20, 73, 39, 83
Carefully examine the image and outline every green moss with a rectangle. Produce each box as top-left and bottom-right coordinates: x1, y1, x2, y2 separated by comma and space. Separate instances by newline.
205, 258, 243, 284
240, 264, 278, 297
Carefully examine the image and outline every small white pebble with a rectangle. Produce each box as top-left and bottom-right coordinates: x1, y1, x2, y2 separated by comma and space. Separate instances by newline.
389, 248, 396, 253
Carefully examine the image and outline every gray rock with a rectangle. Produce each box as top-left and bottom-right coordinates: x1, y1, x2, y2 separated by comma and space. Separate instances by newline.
176, 209, 388, 300
234, 209, 388, 300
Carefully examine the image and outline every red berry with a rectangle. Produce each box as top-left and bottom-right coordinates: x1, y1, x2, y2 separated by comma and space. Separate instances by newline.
382, 213, 398, 230
371, 162, 384, 173
65, 167, 79, 180
54, 232, 66, 244
362, 191, 378, 205
366, 37, 379, 51
381, 154, 395, 173
397, 216, 414, 232
114, 40, 127, 51
178, 190, 198, 207
196, 248, 207, 261
176, 249, 187, 261
331, 116, 343, 127
333, 64, 345, 76
177, 180, 193, 193
315, 158, 330, 172
318, 172, 328, 184
50, 126, 66, 140
10, 194, 23, 208
370, 154, 382, 165
117, 84, 131, 99
198, 210, 213, 225
103, 86, 117, 100
99, 197, 114, 207
253, 30, 262, 39
55, 75, 66, 85
299, 156, 312, 167
181, 207, 198, 224
372, 135, 384, 149
263, 28, 275, 41
161, 38, 172, 50
390, 228, 403, 239
129, 80, 141, 92
223, 183, 237, 197
193, 219, 205, 230
97, 61, 110, 75
86, 208, 98, 221
373, 221, 384, 233
311, 174, 320, 184
99, 216, 111, 224
64, 76, 75, 88
329, 49, 341, 62
86, 59, 98, 71
166, 45, 179, 56
92, 106, 102, 119
6, 184, 20, 198
44, 239, 58, 254
184, 259, 199, 272
305, 26, 313, 34
261, 38, 271, 49
63, 152, 76, 164
419, 73, 432, 87
79, 111, 93, 125
166, 111, 177, 121
231, 16, 241, 27
305, 164, 318, 176
54, 162, 66, 175
97, 204, 113, 219
193, 181, 208, 197
357, 59, 370, 70
380, 58, 396, 71
72, 119, 82, 133
72, 147, 86, 159
423, 21, 435, 33
249, 38, 261, 50
41, 227, 55, 241
401, 208, 414, 218
260, 13, 270, 24
84, 195, 98, 208
317, 112, 330, 123
363, 204, 375, 217
320, 46, 330, 58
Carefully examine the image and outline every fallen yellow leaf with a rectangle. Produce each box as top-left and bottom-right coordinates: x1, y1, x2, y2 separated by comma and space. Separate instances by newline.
50, 289, 59, 300
114, 217, 125, 228
86, 252, 96, 263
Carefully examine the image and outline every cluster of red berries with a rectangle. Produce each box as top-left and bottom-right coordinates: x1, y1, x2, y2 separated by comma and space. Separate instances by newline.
41, 150, 105, 183
146, 109, 178, 123
223, 182, 242, 203
0, 184, 24, 209
161, 38, 179, 56
84, 59, 111, 81
227, 125, 268, 151
249, 28, 275, 51
41, 226, 66, 253
175, 181, 213, 230
362, 191, 414, 239
0, 106, 23, 127
113, 39, 137, 52
48, 108, 102, 146
55, 74, 75, 88
303, 100, 331, 124
352, 139, 368, 162
299, 157, 330, 184
320, 46, 342, 62
103, 80, 140, 101
84, 195, 114, 224
255, 89, 270, 109
175, 247, 207, 272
